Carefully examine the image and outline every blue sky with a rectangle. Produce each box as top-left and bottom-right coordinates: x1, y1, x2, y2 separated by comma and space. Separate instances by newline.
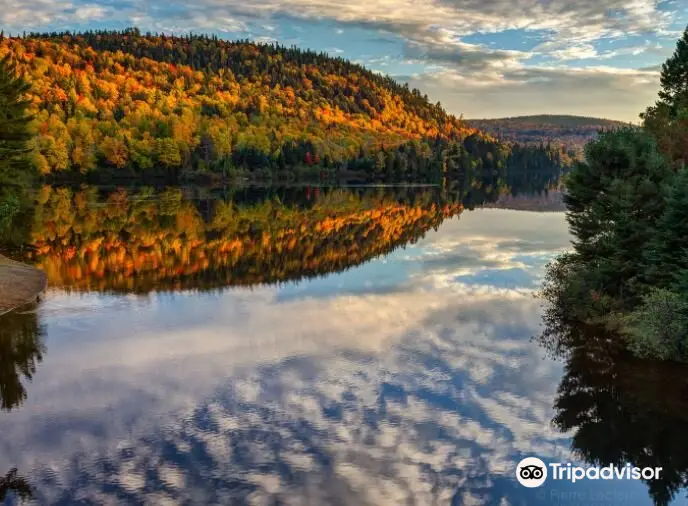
2, 0, 687, 121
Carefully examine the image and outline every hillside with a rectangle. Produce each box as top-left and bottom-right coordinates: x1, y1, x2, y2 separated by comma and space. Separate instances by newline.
0, 29, 566, 183
467, 115, 631, 156
0, 30, 469, 178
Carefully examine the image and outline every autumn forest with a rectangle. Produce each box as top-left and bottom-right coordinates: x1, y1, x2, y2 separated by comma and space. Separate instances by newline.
0, 29, 569, 184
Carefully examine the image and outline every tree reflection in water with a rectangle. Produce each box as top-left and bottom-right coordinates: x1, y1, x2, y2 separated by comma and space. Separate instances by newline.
0, 468, 32, 504
0, 303, 45, 412
538, 301, 688, 506
0, 307, 40, 504
18, 186, 470, 294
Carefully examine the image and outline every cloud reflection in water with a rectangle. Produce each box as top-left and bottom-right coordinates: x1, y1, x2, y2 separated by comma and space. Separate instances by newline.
2, 209, 658, 505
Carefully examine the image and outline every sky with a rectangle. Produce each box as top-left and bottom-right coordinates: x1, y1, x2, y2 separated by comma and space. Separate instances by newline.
1, 0, 687, 121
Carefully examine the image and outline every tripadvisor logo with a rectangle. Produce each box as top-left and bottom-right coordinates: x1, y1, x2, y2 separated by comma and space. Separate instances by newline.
515, 457, 663, 488
516, 457, 548, 488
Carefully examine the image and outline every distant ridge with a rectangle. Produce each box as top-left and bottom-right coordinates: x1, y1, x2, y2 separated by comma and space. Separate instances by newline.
467, 115, 630, 127
466, 115, 632, 156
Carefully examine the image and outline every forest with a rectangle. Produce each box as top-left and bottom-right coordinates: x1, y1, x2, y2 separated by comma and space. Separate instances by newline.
468, 115, 629, 157
0, 29, 569, 185
540, 26, 688, 364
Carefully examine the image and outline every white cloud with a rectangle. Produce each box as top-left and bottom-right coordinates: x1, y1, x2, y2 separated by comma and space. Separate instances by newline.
73, 5, 108, 20
404, 33, 532, 73
0, 0, 676, 52
549, 44, 600, 60
408, 65, 660, 121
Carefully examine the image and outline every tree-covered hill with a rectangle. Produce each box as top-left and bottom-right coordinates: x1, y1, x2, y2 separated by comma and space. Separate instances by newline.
467, 115, 631, 156
470, 115, 627, 128
0, 29, 566, 183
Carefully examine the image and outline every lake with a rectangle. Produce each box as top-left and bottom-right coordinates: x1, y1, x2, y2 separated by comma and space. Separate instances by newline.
0, 185, 687, 505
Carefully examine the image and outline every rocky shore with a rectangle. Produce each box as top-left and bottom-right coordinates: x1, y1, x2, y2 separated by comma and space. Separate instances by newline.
0, 254, 47, 316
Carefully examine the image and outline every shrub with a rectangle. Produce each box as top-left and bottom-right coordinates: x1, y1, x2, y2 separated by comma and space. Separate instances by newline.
624, 289, 688, 361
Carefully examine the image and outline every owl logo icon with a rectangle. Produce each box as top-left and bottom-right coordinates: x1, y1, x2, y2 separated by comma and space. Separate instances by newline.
516, 457, 548, 487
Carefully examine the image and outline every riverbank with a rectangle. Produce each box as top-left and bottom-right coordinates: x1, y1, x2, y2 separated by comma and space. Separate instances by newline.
0, 255, 47, 316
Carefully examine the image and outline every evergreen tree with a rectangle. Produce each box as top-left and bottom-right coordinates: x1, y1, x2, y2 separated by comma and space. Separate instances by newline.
642, 25, 688, 168
658, 25, 688, 112
0, 54, 33, 188
643, 166, 688, 289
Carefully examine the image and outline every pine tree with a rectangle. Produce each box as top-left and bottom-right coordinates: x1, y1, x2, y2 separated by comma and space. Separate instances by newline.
658, 25, 688, 111
643, 166, 688, 289
0, 54, 33, 189
564, 128, 670, 303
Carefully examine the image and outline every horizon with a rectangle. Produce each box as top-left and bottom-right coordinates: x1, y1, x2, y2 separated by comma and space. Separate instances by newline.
1, 0, 686, 122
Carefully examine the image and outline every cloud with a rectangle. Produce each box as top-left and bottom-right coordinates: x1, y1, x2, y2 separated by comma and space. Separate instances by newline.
539, 38, 672, 61
407, 65, 660, 121
549, 44, 600, 61
0, 0, 677, 51
206, 0, 672, 47
404, 32, 531, 73
0, 0, 111, 27
640, 63, 663, 71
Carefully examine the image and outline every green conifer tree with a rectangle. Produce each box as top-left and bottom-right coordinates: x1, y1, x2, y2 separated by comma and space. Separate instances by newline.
658, 26, 688, 111
0, 55, 34, 239
0, 54, 33, 187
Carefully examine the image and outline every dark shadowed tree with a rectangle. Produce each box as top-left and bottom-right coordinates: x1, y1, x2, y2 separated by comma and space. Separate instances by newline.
0, 54, 34, 243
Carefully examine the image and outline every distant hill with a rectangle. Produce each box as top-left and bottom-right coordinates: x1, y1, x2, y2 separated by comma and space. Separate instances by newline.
467, 115, 632, 156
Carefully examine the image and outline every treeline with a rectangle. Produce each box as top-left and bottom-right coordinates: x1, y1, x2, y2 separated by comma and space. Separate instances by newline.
540, 26, 688, 364
291, 136, 569, 184
0, 29, 568, 183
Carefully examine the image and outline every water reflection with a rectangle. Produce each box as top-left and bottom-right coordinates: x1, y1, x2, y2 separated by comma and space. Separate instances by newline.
1, 181, 685, 505
0, 469, 32, 504
19, 186, 466, 293
0, 303, 44, 412
0, 205, 576, 505
539, 304, 688, 506
0, 305, 40, 504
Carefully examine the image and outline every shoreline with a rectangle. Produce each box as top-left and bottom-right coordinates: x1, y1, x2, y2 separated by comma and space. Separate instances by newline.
0, 254, 47, 316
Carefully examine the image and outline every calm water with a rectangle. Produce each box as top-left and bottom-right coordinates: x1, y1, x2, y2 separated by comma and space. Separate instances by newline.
1, 186, 687, 505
